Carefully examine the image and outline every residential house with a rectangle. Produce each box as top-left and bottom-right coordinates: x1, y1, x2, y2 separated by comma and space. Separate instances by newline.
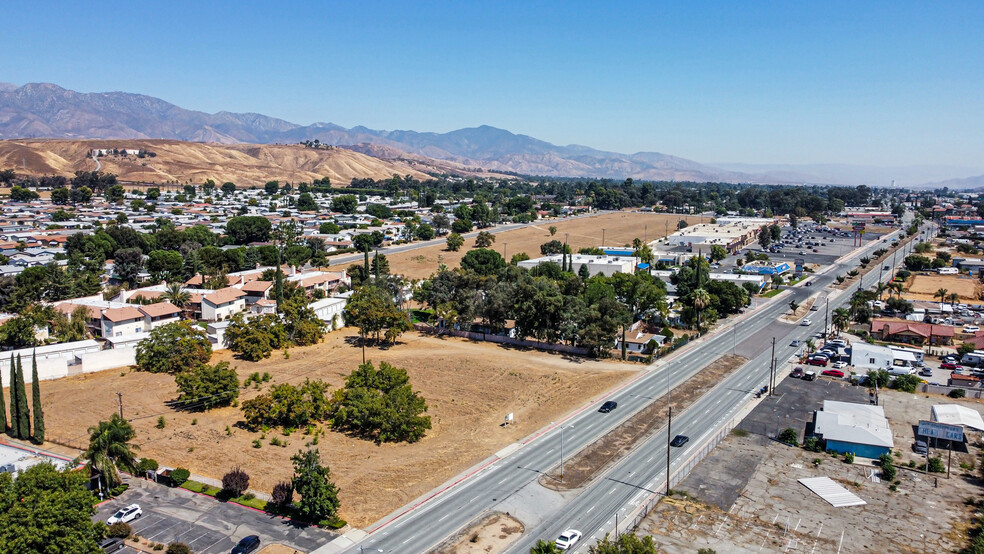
201, 287, 247, 321
250, 299, 278, 315
309, 297, 347, 330
138, 302, 183, 329
240, 280, 273, 304
869, 318, 954, 346
614, 321, 667, 355
101, 306, 146, 337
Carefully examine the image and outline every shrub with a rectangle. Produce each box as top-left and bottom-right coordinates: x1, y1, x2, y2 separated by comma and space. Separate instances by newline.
170, 468, 191, 487
803, 436, 823, 452
844, 452, 855, 464
949, 388, 966, 399
166, 543, 192, 554
174, 361, 240, 410
136, 458, 159, 472
241, 379, 332, 430
878, 453, 897, 481
926, 457, 946, 473
156, 416, 166, 429
107, 522, 132, 538
252, 439, 262, 448
271, 480, 294, 507
221, 466, 250, 497
778, 428, 799, 446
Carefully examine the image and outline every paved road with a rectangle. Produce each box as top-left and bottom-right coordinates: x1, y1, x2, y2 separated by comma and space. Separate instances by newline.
345, 221, 923, 553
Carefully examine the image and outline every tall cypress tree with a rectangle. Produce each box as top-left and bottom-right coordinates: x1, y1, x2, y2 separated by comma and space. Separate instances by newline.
31, 351, 44, 443
275, 250, 284, 309
8, 354, 17, 438
0, 358, 6, 434
14, 355, 30, 439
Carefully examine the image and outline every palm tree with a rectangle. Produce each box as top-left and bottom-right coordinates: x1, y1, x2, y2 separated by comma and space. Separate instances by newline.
163, 282, 190, 316
949, 292, 960, 306
82, 414, 138, 489
935, 288, 949, 305
832, 308, 850, 334
530, 539, 561, 554
692, 288, 711, 334
889, 282, 904, 299
875, 282, 887, 300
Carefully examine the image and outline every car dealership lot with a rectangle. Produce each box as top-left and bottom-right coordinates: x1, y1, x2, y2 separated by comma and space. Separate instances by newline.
94, 477, 334, 553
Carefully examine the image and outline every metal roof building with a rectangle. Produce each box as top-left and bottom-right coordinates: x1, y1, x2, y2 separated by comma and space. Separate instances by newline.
813, 400, 894, 458
932, 404, 984, 432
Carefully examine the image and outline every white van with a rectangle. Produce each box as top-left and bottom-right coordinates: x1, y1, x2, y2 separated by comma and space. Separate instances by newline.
938, 267, 959, 275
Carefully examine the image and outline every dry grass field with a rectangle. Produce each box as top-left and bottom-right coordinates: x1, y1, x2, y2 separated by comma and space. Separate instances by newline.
903, 273, 982, 302
26, 330, 635, 527
336, 211, 702, 281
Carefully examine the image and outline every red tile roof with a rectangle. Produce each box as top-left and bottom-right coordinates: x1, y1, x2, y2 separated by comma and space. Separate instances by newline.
203, 287, 247, 306
138, 302, 182, 318
872, 318, 955, 338
102, 306, 145, 323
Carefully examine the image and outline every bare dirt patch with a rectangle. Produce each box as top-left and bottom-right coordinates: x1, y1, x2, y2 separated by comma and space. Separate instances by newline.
334, 212, 701, 281
30, 331, 634, 528
904, 273, 982, 302
433, 512, 525, 554
540, 355, 747, 491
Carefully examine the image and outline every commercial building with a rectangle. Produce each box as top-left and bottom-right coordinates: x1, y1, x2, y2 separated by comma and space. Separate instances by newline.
812, 400, 894, 458
518, 254, 640, 277
661, 218, 775, 255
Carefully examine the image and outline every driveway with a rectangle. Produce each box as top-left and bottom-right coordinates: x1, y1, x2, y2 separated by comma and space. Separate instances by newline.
95, 477, 335, 553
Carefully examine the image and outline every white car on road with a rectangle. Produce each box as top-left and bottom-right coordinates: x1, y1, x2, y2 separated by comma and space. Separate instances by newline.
107, 503, 142, 524
555, 529, 582, 550
800, 318, 812, 326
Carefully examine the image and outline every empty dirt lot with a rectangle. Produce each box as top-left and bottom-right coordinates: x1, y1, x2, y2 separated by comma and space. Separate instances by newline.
335, 211, 701, 280
25, 330, 636, 528
904, 273, 982, 303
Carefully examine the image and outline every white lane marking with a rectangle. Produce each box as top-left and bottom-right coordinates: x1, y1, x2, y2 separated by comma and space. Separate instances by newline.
438, 513, 450, 522
587, 505, 595, 513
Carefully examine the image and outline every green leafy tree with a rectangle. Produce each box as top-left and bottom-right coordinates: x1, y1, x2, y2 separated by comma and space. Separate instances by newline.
225, 216, 272, 244
414, 223, 435, 241
446, 232, 465, 252
0, 361, 5, 433
112, 247, 144, 285
460, 249, 506, 276
474, 230, 495, 247
778, 427, 798, 446
331, 194, 358, 214
265, 181, 280, 195
587, 532, 657, 553
291, 448, 341, 523
83, 414, 138, 489
0, 463, 104, 553
242, 379, 332, 430
531, 539, 562, 553
147, 250, 184, 283
344, 285, 412, 344
319, 221, 341, 234
710, 244, 728, 262
296, 192, 319, 211
31, 353, 43, 443
331, 361, 432, 443
221, 182, 236, 194
174, 362, 240, 410
135, 321, 213, 374
225, 313, 286, 361
280, 295, 327, 346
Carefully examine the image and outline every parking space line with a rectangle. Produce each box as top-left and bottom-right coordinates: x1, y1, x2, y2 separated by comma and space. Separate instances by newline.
196, 535, 227, 554
144, 520, 182, 542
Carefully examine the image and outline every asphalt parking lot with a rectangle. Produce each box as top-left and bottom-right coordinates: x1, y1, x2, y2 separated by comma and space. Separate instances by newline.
95, 477, 335, 553
737, 369, 870, 442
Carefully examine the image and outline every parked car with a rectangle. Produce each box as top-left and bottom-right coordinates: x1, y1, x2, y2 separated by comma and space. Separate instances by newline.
555, 529, 582, 551
942, 355, 958, 363
232, 535, 261, 554
99, 538, 125, 553
806, 357, 828, 367
107, 504, 142, 524
827, 339, 847, 348
831, 361, 848, 369
598, 400, 618, 413
803, 371, 817, 381
822, 369, 845, 378
913, 440, 928, 455
670, 435, 690, 447
791, 366, 805, 378
941, 362, 961, 370
919, 368, 933, 377
964, 326, 981, 333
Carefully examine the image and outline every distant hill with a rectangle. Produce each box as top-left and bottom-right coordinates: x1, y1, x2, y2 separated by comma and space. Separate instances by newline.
0, 82, 757, 181
0, 139, 447, 186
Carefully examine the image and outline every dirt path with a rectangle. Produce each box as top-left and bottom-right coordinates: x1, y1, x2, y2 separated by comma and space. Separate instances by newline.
540, 355, 747, 491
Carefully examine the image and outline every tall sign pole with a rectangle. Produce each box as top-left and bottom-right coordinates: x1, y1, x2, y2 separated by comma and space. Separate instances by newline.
666, 406, 672, 495
769, 337, 776, 395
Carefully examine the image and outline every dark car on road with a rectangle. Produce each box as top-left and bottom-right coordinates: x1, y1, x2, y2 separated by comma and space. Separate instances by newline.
670, 435, 690, 447
598, 400, 618, 413
232, 535, 261, 554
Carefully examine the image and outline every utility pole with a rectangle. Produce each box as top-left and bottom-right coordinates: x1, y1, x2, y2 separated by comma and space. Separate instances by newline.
769, 338, 776, 395
602, 228, 607, 247
666, 406, 672, 496
825, 299, 830, 339
116, 392, 123, 419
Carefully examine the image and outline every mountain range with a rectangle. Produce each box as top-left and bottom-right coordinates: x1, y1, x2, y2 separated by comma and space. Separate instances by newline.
1, 82, 981, 186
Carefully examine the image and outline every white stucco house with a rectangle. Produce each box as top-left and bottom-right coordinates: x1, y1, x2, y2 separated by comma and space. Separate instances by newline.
101, 306, 145, 337
138, 302, 183, 329
201, 287, 247, 321
310, 297, 346, 330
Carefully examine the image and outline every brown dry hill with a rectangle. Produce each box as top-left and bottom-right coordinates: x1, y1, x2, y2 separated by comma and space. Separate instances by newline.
0, 138, 492, 186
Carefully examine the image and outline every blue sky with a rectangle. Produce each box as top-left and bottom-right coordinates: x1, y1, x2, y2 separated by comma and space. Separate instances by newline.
3, 1, 983, 168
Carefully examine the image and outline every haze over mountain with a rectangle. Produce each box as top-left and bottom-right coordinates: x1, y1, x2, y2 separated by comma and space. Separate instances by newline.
1, 82, 980, 186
